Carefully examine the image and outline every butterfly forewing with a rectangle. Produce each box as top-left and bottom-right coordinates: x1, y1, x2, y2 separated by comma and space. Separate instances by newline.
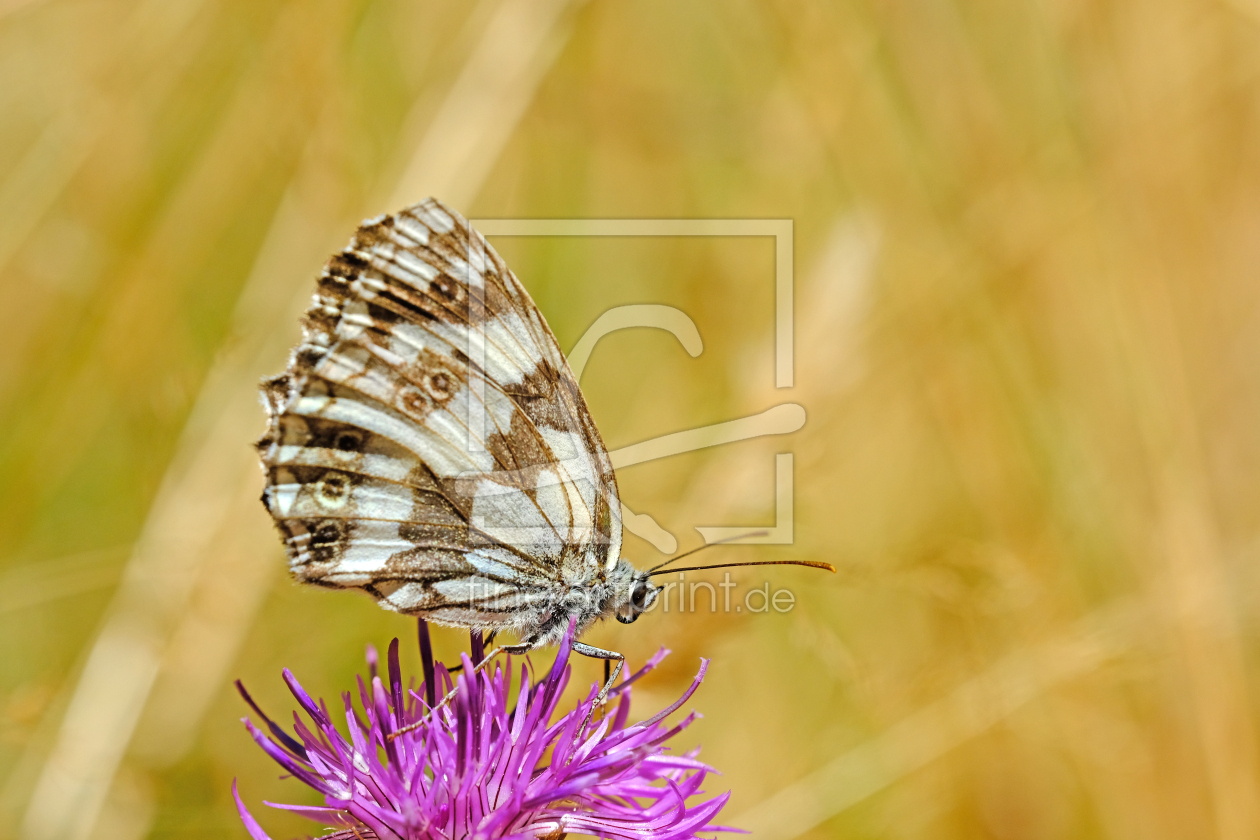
257, 199, 622, 628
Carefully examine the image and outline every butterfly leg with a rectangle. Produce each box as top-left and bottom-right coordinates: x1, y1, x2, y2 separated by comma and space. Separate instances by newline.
442, 634, 517, 671
390, 641, 535, 740
571, 641, 625, 738
441, 641, 532, 692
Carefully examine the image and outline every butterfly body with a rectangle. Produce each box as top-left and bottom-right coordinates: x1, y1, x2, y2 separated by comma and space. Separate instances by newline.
257, 198, 660, 653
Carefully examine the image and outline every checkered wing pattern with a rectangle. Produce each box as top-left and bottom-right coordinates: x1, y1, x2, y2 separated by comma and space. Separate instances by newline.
256, 199, 622, 630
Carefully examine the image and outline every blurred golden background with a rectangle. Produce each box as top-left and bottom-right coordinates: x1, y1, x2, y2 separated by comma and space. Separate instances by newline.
4, 0, 1260, 838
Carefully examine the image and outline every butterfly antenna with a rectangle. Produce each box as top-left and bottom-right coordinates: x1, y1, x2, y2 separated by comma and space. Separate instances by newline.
647, 531, 771, 574
648, 558, 836, 577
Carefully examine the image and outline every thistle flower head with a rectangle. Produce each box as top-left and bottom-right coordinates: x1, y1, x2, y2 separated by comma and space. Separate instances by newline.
233, 620, 736, 840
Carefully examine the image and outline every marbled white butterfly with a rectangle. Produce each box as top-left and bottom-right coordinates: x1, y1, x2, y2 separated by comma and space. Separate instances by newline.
256, 198, 831, 699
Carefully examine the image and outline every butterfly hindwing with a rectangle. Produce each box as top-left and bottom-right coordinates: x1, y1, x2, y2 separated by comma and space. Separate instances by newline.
257, 199, 622, 629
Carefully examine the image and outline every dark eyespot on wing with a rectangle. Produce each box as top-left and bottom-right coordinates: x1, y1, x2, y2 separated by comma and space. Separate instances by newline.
271, 517, 353, 570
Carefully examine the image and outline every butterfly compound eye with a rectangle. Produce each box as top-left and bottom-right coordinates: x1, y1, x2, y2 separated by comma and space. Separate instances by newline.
631, 580, 658, 611
617, 580, 654, 624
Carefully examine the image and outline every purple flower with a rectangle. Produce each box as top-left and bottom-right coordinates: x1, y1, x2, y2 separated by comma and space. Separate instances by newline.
232, 619, 738, 840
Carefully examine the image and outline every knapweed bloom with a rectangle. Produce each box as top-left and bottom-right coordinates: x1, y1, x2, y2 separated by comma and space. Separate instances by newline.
233, 620, 736, 840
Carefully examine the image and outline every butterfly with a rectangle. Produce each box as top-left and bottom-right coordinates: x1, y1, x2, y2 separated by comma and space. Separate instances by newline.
256, 198, 831, 700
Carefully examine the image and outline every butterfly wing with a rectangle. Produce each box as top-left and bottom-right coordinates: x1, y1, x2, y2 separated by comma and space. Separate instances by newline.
256, 199, 622, 630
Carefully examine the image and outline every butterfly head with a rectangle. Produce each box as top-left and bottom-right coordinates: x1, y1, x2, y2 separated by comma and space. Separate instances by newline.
615, 568, 661, 625
601, 536, 838, 630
